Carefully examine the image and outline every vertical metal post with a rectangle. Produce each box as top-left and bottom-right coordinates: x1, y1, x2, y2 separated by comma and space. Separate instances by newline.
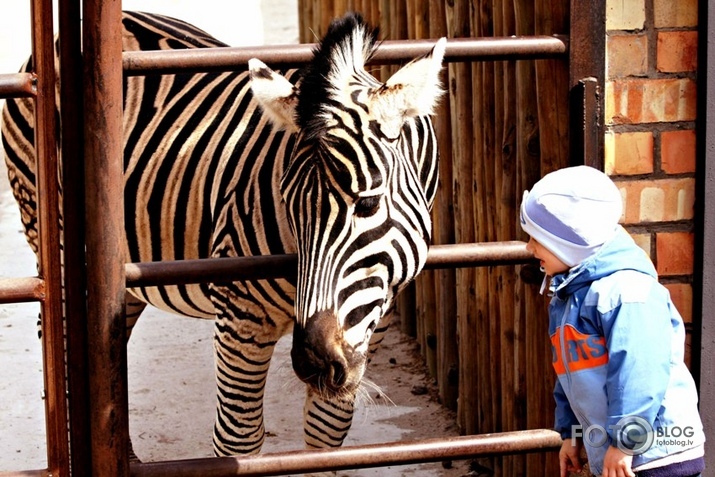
569, 77, 601, 169
568, 0, 605, 169
695, 0, 715, 463
30, 0, 71, 474
82, 0, 128, 475
59, 0, 91, 474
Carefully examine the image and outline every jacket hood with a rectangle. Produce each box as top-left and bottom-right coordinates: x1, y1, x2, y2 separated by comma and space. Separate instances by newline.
550, 226, 657, 298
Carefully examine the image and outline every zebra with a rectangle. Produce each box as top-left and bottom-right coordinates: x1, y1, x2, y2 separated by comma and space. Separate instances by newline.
1, 10, 446, 461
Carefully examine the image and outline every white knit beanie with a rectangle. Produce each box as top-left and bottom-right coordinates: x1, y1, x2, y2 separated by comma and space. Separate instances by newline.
520, 166, 622, 268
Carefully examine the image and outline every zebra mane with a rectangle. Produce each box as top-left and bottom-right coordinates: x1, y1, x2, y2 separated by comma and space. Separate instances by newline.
296, 13, 380, 139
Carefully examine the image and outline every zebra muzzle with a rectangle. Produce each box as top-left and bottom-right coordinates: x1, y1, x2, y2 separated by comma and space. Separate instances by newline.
291, 310, 361, 395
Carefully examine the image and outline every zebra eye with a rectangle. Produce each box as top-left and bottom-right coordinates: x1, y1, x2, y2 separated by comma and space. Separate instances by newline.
354, 195, 381, 218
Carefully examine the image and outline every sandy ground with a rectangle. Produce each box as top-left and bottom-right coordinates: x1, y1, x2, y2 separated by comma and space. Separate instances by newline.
0, 2, 474, 475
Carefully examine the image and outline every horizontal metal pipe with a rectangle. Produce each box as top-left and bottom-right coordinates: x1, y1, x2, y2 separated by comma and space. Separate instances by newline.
125, 242, 534, 287
131, 429, 562, 477
0, 73, 36, 98
421, 241, 533, 269
0, 243, 532, 302
0, 277, 45, 304
123, 35, 568, 75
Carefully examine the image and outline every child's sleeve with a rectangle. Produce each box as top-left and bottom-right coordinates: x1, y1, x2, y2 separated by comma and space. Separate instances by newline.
600, 283, 673, 443
554, 379, 579, 439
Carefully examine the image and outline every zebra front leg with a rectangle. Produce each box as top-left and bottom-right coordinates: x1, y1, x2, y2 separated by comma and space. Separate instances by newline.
301, 390, 356, 476
211, 312, 278, 456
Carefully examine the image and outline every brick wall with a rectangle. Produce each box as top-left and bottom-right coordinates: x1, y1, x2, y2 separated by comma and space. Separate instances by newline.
604, 0, 698, 356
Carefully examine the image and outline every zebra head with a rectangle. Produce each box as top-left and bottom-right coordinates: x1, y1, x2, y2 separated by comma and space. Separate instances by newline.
249, 13, 445, 398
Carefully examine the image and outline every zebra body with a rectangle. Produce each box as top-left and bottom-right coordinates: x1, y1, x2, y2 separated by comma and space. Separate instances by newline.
1, 11, 445, 459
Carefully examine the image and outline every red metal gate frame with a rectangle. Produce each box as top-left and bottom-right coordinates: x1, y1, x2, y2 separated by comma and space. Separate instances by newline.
0, 0, 650, 475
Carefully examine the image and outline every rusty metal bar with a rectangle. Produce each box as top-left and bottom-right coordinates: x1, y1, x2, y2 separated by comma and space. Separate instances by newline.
130, 429, 561, 477
123, 35, 568, 75
82, 0, 129, 474
124, 242, 534, 287
421, 241, 532, 269
570, 77, 602, 168
0, 277, 45, 304
30, 0, 70, 474
0, 73, 36, 98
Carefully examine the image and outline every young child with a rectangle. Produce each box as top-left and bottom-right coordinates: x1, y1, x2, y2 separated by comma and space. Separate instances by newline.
519, 166, 705, 477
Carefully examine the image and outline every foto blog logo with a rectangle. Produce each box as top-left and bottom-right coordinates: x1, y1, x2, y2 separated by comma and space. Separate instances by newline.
572, 416, 652, 455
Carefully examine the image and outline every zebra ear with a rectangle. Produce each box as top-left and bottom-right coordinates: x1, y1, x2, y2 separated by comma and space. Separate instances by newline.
369, 37, 446, 137
249, 58, 300, 133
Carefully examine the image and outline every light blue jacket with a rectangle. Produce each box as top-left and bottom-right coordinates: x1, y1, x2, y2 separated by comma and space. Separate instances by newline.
548, 226, 704, 475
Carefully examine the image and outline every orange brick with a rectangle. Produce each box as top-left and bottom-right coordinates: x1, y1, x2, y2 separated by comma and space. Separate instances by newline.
608, 34, 648, 77
605, 131, 653, 175
606, 78, 697, 124
664, 283, 693, 324
661, 129, 696, 174
657, 31, 698, 72
617, 178, 695, 224
607, 0, 646, 30
654, 0, 698, 28
656, 232, 694, 276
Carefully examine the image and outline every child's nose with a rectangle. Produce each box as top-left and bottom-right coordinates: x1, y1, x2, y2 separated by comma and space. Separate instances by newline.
525, 237, 535, 253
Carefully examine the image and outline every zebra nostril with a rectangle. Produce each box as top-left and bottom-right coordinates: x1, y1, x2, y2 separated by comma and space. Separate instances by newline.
329, 360, 348, 388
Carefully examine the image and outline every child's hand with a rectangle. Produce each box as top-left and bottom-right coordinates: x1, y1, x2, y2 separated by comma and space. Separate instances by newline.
559, 438, 583, 477
601, 446, 634, 477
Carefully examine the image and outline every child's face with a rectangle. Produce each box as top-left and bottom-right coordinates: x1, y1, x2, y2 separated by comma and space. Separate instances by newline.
525, 237, 570, 276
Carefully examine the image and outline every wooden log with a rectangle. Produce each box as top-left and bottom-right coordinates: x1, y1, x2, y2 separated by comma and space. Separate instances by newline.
534, 0, 570, 175
378, 0, 392, 83
446, 0, 478, 436
429, 0, 459, 412
533, 2, 570, 475
493, 0, 525, 475
298, 0, 310, 43
512, 1, 540, 474
334, 0, 349, 18
412, 0, 428, 40
473, 1, 500, 473
409, 0, 438, 379
405, 1, 415, 39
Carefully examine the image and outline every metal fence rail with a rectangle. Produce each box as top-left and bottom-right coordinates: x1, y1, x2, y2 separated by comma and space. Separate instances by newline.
0, 242, 533, 303
123, 35, 568, 74
0, 72, 36, 98
130, 429, 561, 477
